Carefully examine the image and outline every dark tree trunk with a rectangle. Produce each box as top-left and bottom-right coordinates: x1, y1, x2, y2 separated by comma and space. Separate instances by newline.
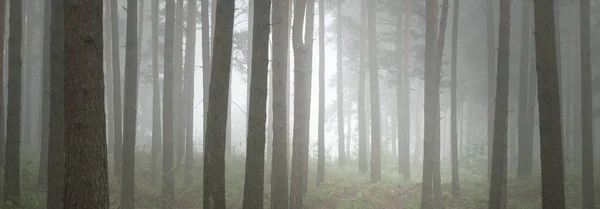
367, 0, 382, 183
121, 0, 139, 207
162, 0, 176, 207
63, 0, 109, 208
0, 0, 5, 170
202, 0, 235, 208
533, 0, 566, 208
3, 0, 22, 206
38, 0, 51, 189
487, 0, 510, 208
47, 0, 66, 208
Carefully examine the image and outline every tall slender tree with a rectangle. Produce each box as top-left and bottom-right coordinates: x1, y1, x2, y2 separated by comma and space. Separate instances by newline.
184, 0, 197, 186
579, 0, 595, 207
486, 0, 497, 179
336, 0, 345, 168
367, 0, 382, 182
162, 0, 176, 207
302, 0, 315, 195
3, 0, 23, 206
357, 0, 368, 173
450, 0, 460, 195
0, 0, 5, 169
203, 0, 235, 208
38, 0, 52, 189
488, 0, 511, 208
63, 0, 109, 207
517, 0, 532, 178
316, 0, 325, 186
110, 0, 123, 179
150, 0, 162, 185
271, 0, 290, 205
533, 0, 566, 208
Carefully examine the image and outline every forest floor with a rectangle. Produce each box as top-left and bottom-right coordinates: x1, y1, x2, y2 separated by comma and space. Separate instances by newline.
6, 150, 600, 209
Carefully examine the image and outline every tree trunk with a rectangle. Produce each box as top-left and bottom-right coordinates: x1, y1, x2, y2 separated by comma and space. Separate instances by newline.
0, 0, 5, 169
290, 0, 309, 207
203, 0, 235, 207
174, 0, 185, 171
3, 0, 22, 206
47, 1, 66, 207
162, 0, 176, 207
486, 0, 497, 180
488, 0, 510, 208
316, 0, 325, 186
579, 0, 595, 207
399, 0, 412, 181
517, 0, 532, 178
367, 0, 382, 183
357, 0, 368, 173
150, 0, 162, 185
121, 0, 139, 207
271, 0, 290, 206
336, 0, 345, 168
110, 0, 123, 180
450, 0, 460, 196
38, 0, 52, 189
533, 0, 566, 208
302, 0, 315, 196
242, 0, 271, 207
420, 0, 437, 207
202, 0, 211, 148
63, 0, 109, 207
184, 0, 197, 186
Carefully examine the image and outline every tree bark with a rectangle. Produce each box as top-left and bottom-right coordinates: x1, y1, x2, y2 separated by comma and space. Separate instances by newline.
174, 0, 185, 171
3, 0, 22, 206
110, 0, 123, 180
162, 0, 176, 207
270, 0, 290, 206
38, 0, 52, 189
47, 1, 66, 207
63, 0, 109, 207
202, 0, 235, 208
533, 0, 566, 208
367, 0, 382, 183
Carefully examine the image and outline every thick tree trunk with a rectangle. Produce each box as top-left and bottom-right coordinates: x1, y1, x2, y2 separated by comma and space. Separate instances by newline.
488, 0, 510, 208
150, 0, 162, 185
357, 0, 368, 173
420, 0, 437, 208
162, 0, 176, 207
579, 0, 595, 207
47, 1, 66, 207
290, 0, 309, 207
517, 0, 532, 178
270, 0, 290, 206
367, 0, 382, 183
63, 0, 110, 207
121, 0, 139, 207
202, 0, 235, 208
316, 0, 325, 186
3, 0, 22, 206
184, 0, 197, 186
450, 0, 460, 196
533, 1, 566, 208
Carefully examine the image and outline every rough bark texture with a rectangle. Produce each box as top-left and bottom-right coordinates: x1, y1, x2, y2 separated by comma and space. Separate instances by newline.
488, 0, 510, 208
336, 0, 345, 168
420, 0, 437, 208
450, 0, 459, 195
316, 0, 325, 186
110, 0, 123, 179
242, 0, 270, 207
184, 0, 197, 186
271, 0, 290, 206
3, 0, 22, 206
63, 0, 109, 208
121, 0, 139, 207
367, 0, 382, 183
203, 0, 235, 208
290, 0, 308, 207
150, 0, 162, 185
517, 0, 532, 178
38, 0, 52, 189
47, 1, 66, 208
579, 0, 595, 207
357, 0, 368, 174
162, 0, 176, 207
533, 0, 566, 208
